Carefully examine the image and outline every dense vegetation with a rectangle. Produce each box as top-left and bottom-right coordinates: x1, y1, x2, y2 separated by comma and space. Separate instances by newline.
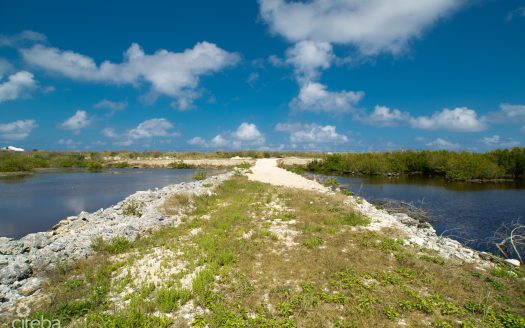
0, 150, 315, 173
300, 148, 525, 181
0, 151, 104, 173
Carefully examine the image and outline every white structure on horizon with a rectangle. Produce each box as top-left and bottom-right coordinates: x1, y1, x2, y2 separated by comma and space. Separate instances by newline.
1, 146, 25, 152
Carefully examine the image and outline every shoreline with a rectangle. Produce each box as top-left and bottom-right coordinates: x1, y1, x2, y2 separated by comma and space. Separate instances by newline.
0, 171, 235, 317
0, 162, 515, 320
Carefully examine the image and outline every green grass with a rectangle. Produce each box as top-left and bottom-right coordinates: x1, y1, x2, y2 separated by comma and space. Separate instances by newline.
91, 236, 132, 254
17, 176, 525, 327
155, 287, 191, 312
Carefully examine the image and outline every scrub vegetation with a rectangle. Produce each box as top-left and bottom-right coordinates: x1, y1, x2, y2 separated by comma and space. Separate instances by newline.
19, 176, 525, 327
287, 148, 525, 181
0, 151, 104, 173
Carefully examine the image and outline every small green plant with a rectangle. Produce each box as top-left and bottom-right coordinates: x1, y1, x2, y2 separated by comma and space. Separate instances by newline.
304, 236, 324, 249
91, 236, 132, 254
420, 255, 445, 265
385, 306, 399, 321
123, 200, 143, 217
156, 287, 191, 312
323, 177, 340, 188
237, 162, 252, 169
193, 171, 207, 181
340, 188, 353, 196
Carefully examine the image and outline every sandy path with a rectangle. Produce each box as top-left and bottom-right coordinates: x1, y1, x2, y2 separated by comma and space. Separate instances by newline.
247, 158, 327, 192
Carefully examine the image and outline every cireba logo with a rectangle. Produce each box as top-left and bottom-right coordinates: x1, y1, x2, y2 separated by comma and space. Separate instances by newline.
12, 304, 61, 328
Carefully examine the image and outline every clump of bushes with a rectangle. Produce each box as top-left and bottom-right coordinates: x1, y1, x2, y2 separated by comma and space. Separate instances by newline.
86, 161, 103, 172
305, 148, 525, 181
168, 161, 193, 169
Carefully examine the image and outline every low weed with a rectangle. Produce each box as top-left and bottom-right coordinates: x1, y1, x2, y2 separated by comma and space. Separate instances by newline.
122, 200, 143, 217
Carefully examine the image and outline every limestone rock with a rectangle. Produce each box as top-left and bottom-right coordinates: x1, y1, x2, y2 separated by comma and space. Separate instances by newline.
504, 259, 520, 267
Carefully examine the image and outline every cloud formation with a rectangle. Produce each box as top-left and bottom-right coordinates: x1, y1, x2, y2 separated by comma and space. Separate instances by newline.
0, 71, 37, 103
188, 123, 265, 149
0, 30, 46, 48
483, 135, 520, 149
103, 118, 179, 146
409, 107, 486, 132
94, 99, 128, 111
187, 136, 207, 146
259, 0, 462, 55
0, 119, 37, 140
285, 40, 334, 82
426, 138, 460, 150
21, 42, 240, 109
363, 105, 411, 127
61, 110, 91, 133
276, 122, 348, 144
290, 82, 364, 114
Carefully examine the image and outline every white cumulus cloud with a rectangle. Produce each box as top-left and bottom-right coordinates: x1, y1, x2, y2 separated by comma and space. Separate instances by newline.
187, 136, 207, 146
207, 123, 265, 149
290, 82, 364, 114
410, 107, 486, 132
21, 42, 240, 110
104, 118, 179, 146
259, 0, 463, 55
61, 110, 91, 133
0, 119, 37, 140
128, 118, 177, 139
363, 105, 411, 127
276, 122, 348, 144
285, 40, 334, 82
0, 71, 37, 103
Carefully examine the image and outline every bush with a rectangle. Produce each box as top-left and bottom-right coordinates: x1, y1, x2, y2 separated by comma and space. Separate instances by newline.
168, 161, 193, 169
122, 200, 143, 217
86, 162, 103, 172
193, 171, 207, 181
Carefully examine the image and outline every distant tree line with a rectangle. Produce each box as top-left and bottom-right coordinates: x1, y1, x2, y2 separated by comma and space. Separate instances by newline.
304, 148, 525, 181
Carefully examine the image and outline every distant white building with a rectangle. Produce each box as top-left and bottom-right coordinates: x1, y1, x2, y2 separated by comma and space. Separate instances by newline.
1, 146, 25, 152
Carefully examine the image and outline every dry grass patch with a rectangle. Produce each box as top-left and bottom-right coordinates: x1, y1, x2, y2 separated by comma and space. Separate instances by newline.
19, 176, 525, 328
163, 192, 192, 216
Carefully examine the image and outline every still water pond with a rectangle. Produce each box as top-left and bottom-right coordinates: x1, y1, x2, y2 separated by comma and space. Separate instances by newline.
310, 174, 525, 252
0, 168, 215, 239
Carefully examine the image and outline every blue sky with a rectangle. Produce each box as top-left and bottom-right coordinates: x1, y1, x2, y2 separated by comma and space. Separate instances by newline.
0, 0, 524, 152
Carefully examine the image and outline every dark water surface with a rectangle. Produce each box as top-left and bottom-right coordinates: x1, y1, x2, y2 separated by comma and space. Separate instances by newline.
0, 168, 214, 239
309, 174, 525, 252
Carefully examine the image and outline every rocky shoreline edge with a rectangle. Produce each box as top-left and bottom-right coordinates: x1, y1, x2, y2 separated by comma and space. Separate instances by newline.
0, 170, 512, 320
0, 171, 235, 318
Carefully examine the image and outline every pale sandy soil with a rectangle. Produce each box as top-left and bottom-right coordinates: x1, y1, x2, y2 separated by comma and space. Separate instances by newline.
106, 157, 316, 168
247, 158, 327, 192
110, 158, 256, 167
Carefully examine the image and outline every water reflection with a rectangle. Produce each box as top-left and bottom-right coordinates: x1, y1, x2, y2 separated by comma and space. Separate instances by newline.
0, 168, 216, 239
310, 173, 525, 252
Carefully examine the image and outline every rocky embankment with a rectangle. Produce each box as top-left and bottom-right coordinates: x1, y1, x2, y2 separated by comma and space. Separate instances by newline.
348, 196, 494, 269
0, 171, 234, 318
